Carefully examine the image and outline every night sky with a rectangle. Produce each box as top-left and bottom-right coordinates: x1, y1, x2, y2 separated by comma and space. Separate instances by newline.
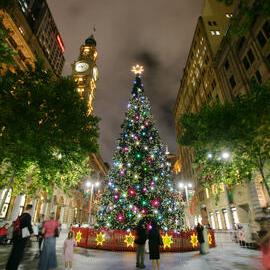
47, 0, 203, 163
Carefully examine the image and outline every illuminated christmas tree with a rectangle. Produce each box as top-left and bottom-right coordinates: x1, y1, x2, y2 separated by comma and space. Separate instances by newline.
97, 65, 184, 231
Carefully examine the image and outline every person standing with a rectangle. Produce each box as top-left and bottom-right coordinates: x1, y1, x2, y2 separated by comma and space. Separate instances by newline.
6, 204, 33, 270
64, 231, 77, 270
38, 212, 59, 270
135, 219, 147, 268
196, 223, 205, 254
148, 220, 163, 270
0, 223, 9, 244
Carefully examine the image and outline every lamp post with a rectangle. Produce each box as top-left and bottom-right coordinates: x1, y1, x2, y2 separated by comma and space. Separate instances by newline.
178, 182, 193, 227
85, 180, 100, 226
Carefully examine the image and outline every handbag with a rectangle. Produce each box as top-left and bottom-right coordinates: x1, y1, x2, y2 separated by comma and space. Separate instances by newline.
22, 227, 30, 238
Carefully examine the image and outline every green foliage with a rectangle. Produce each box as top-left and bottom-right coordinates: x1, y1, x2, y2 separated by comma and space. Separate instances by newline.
229, 0, 270, 37
0, 61, 99, 195
179, 81, 270, 194
97, 76, 184, 231
0, 20, 17, 66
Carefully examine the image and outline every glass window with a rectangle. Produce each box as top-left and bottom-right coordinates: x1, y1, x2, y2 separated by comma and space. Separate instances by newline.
247, 49, 255, 64
224, 59, 230, 70
257, 31, 267, 47
222, 209, 231, 229
0, 189, 12, 218
210, 212, 216, 229
242, 56, 250, 70
205, 188, 209, 199
215, 211, 223, 229
255, 70, 262, 84
262, 20, 270, 39
229, 75, 236, 89
231, 207, 240, 225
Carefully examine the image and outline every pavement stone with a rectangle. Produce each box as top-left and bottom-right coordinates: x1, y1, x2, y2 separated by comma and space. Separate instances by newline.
0, 231, 262, 270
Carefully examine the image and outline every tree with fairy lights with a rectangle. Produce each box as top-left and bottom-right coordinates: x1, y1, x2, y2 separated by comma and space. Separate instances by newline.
97, 65, 184, 231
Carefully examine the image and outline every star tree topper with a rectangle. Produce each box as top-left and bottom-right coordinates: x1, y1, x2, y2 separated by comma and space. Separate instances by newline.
131, 65, 144, 75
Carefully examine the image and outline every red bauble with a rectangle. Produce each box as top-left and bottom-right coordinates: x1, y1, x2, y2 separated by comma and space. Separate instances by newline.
116, 212, 125, 223
151, 199, 160, 208
128, 187, 136, 197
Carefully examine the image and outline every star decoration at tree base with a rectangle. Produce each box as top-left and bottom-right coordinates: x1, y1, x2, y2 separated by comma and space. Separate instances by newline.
75, 231, 82, 243
96, 232, 106, 246
162, 233, 173, 249
208, 233, 212, 245
124, 232, 135, 247
190, 233, 198, 248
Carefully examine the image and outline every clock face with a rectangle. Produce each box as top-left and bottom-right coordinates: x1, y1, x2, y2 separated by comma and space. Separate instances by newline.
75, 62, 89, 72
93, 66, 99, 81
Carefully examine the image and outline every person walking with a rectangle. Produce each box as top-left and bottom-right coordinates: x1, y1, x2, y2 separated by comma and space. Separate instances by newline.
196, 223, 205, 254
148, 220, 163, 270
135, 219, 147, 268
6, 204, 33, 270
64, 231, 77, 270
38, 212, 59, 270
38, 214, 45, 255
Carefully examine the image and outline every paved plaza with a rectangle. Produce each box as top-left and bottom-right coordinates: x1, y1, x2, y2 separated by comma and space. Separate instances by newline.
0, 232, 262, 270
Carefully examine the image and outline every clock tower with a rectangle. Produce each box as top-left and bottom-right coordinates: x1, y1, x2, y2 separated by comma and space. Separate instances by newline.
72, 34, 99, 114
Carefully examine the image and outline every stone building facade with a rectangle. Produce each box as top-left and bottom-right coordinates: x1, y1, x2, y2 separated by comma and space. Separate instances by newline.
174, 0, 270, 238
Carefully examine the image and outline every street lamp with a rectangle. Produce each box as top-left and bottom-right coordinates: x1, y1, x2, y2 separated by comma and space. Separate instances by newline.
178, 181, 193, 228
85, 180, 100, 226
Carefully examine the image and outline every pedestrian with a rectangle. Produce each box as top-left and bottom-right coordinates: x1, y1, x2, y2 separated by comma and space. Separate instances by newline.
38, 212, 59, 270
6, 204, 33, 270
64, 231, 77, 270
0, 223, 9, 244
196, 222, 206, 254
258, 221, 270, 270
38, 214, 45, 255
135, 219, 147, 268
148, 220, 163, 270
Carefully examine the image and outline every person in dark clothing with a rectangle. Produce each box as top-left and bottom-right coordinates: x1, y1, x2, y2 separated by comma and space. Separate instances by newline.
6, 204, 33, 270
196, 223, 205, 254
135, 219, 147, 268
148, 220, 162, 270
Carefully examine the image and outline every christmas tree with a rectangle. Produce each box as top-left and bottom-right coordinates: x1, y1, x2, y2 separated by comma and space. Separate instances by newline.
97, 65, 184, 231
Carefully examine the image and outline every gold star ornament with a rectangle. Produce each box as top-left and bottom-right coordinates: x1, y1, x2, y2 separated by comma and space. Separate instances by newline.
190, 233, 199, 248
96, 232, 106, 246
75, 230, 82, 243
131, 65, 144, 75
208, 233, 212, 245
124, 232, 135, 247
162, 233, 173, 249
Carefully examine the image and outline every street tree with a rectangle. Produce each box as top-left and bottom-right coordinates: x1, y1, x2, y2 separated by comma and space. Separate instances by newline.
178, 81, 270, 196
0, 62, 99, 195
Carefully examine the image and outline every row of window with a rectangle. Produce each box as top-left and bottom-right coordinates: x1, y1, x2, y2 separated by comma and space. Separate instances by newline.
209, 207, 239, 230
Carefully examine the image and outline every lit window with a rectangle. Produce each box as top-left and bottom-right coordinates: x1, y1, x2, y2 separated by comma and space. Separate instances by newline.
205, 188, 209, 199
19, 26, 24, 35
226, 13, 233, 18
215, 211, 223, 229
210, 31, 216, 36
210, 212, 216, 229
216, 31, 221, 35
231, 207, 240, 225
222, 209, 231, 229
0, 189, 12, 218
